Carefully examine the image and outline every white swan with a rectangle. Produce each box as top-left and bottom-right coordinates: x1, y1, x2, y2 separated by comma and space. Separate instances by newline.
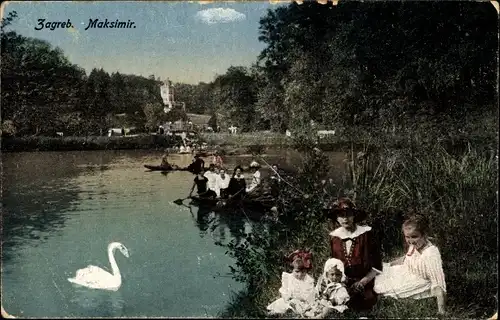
68, 242, 129, 291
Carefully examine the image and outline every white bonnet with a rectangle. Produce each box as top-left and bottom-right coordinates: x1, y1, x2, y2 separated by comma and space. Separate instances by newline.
250, 161, 260, 168
323, 258, 346, 282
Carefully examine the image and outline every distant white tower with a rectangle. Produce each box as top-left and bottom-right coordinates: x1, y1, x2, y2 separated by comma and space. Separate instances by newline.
160, 78, 175, 113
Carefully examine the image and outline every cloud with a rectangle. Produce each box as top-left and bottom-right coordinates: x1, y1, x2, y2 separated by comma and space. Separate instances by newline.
195, 8, 246, 24
67, 25, 80, 43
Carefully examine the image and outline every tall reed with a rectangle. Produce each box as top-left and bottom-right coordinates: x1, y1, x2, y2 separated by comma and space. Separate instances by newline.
219, 138, 497, 318
344, 142, 498, 315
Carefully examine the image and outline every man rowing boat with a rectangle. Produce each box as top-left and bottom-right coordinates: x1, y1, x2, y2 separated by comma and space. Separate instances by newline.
189, 168, 217, 199
187, 154, 205, 174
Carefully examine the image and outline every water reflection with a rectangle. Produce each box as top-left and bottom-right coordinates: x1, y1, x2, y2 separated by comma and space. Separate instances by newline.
2, 149, 347, 317
1, 152, 116, 263
186, 200, 267, 246
70, 287, 125, 317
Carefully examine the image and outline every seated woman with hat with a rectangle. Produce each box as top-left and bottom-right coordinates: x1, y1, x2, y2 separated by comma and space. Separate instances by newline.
246, 161, 262, 193
327, 197, 383, 311
227, 166, 247, 200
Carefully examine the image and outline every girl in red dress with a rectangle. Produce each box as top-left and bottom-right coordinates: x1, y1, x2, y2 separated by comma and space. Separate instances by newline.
328, 198, 383, 311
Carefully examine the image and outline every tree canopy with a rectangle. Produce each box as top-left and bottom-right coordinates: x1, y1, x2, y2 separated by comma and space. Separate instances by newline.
1, 2, 497, 137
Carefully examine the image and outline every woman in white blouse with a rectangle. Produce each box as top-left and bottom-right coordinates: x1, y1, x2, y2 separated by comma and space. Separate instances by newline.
246, 161, 261, 193
374, 214, 447, 315
214, 168, 231, 198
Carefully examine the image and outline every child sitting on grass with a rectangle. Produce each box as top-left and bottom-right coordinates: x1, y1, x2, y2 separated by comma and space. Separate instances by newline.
305, 258, 350, 318
374, 214, 447, 315
267, 250, 316, 317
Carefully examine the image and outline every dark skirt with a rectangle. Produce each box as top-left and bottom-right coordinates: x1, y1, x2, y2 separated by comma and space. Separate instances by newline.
344, 274, 377, 311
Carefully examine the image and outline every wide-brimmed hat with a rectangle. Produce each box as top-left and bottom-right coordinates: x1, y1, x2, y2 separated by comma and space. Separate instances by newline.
249, 161, 261, 168
326, 197, 367, 222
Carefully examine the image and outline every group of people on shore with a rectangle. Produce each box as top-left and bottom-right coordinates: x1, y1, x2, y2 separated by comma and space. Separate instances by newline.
267, 198, 447, 318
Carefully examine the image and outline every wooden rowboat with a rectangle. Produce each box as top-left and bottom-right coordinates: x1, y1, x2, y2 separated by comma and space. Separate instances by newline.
189, 194, 275, 211
144, 164, 172, 171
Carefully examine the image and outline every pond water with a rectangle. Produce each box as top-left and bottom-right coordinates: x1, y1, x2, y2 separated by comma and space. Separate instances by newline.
2, 150, 348, 317
1, 149, 348, 317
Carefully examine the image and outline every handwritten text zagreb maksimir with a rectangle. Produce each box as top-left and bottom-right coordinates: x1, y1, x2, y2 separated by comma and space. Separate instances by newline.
34, 19, 136, 31
85, 19, 136, 30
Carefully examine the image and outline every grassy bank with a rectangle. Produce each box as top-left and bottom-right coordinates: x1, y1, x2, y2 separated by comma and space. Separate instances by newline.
3, 129, 493, 154
0, 134, 181, 152
199, 132, 292, 147
200, 129, 496, 154
218, 139, 498, 318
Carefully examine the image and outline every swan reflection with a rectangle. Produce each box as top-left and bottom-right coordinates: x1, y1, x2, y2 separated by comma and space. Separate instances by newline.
70, 287, 125, 316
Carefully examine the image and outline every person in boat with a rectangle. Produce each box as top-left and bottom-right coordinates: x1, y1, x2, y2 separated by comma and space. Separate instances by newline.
179, 145, 187, 153
187, 154, 205, 174
212, 151, 224, 168
160, 153, 174, 170
185, 144, 192, 154
215, 168, 231, 199
204, 164, 218, 196
227, 166, 246, 200
246, 161, 262, 194
189, 168, 217, 199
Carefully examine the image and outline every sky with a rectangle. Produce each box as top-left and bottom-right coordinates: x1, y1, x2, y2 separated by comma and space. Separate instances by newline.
2, 1, 285, 84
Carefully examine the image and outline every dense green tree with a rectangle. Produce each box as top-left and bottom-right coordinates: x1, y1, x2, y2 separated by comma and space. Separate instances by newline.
142, 102, 165, 132
109, 72, 128, 114
173, 81, 214, 114
79, 68, 112, 131
1, 13, 86, 135
211, 66, 258, 132
2, 2, 497, 139
256, 1, 498, 135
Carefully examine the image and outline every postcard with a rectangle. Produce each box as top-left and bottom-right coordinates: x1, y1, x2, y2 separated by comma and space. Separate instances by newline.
1, 0, 498, 318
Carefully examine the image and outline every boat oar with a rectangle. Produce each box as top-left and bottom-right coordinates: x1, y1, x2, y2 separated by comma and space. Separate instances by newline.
173, 197, 191, 206
230, 187, 245, 199
173, 189, 211, 206
219, 188, 246, 207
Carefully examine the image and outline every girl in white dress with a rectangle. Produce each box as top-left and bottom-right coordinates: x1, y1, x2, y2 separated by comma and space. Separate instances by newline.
374, 214, 447, 315
267, 250, 316, 317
